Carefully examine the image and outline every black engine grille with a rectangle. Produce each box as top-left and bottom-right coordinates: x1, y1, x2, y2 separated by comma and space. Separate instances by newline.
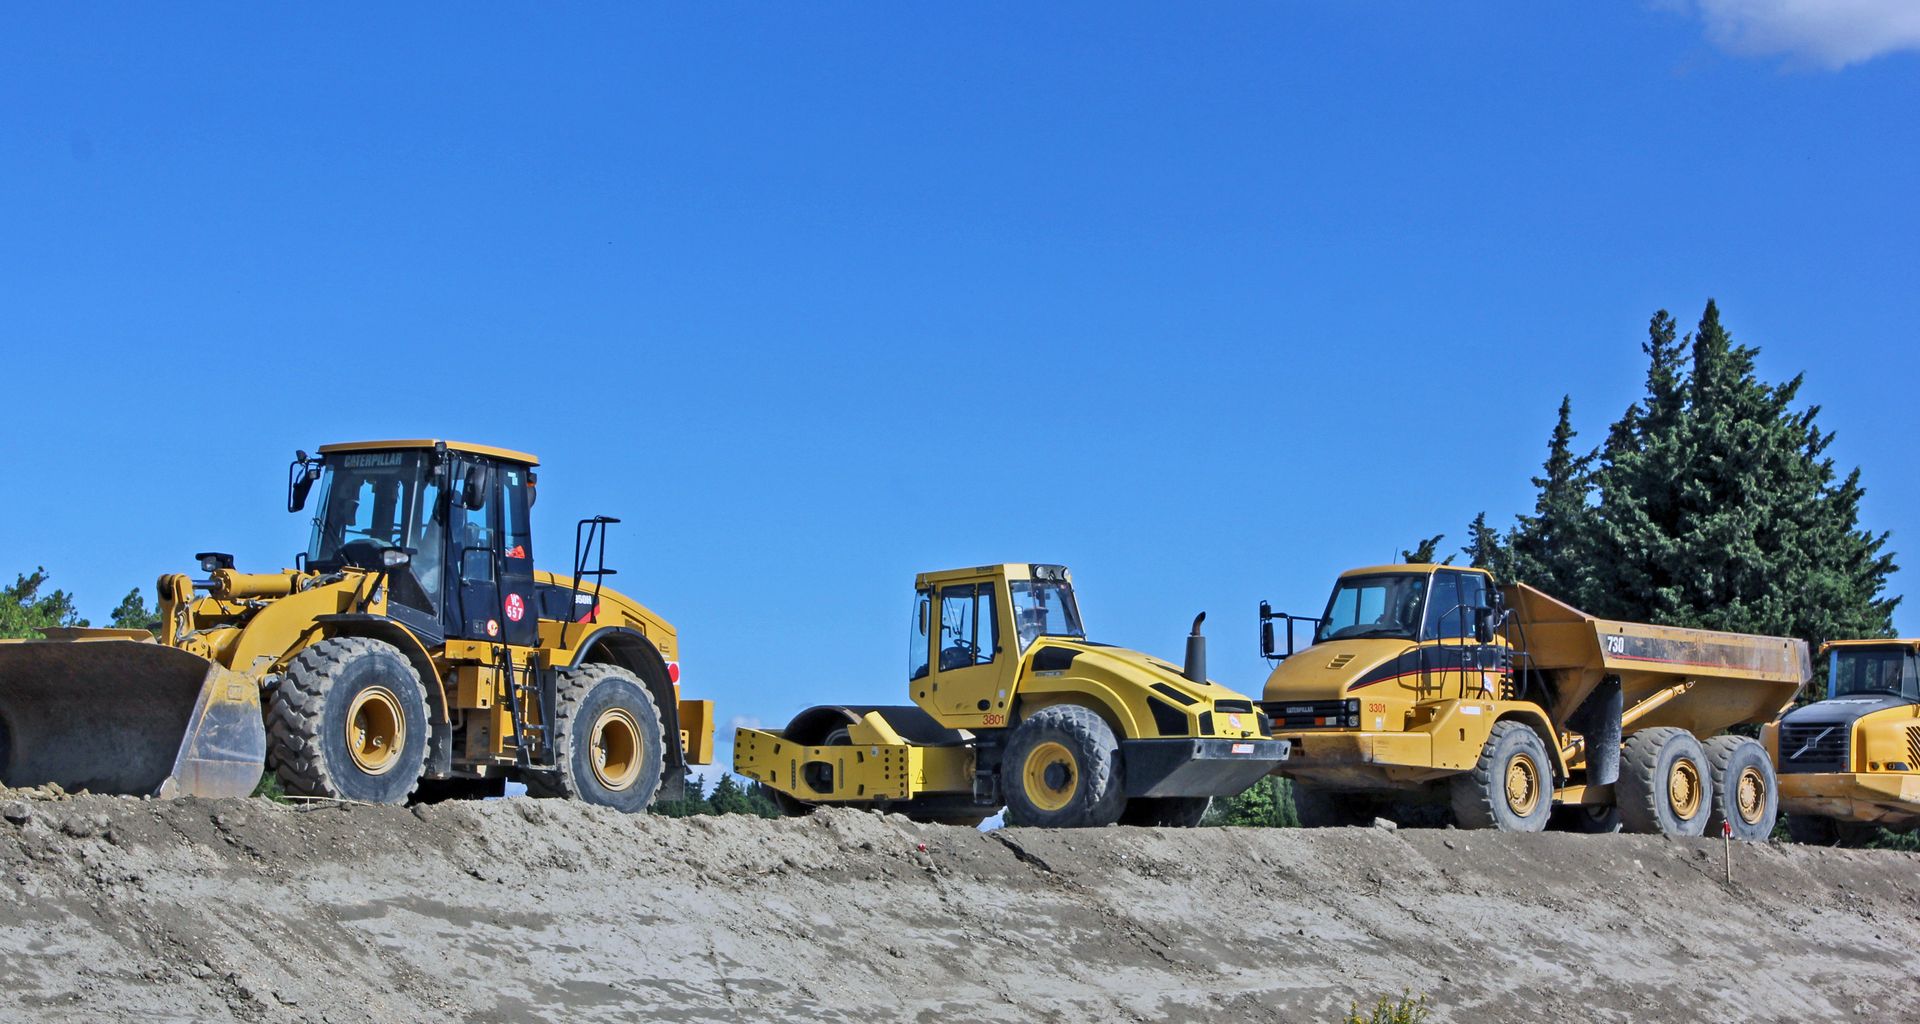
1778, 722, 1850, 774
1260, 699, 1353, 730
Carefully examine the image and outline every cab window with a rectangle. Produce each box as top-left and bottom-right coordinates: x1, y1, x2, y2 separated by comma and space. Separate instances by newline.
937, 583, 998, 672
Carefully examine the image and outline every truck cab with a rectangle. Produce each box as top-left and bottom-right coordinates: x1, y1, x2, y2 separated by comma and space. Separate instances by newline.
1768, 639, 1920, 841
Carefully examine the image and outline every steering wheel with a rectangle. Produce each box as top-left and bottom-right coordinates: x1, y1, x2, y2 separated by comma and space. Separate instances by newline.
939, 645, 976, 671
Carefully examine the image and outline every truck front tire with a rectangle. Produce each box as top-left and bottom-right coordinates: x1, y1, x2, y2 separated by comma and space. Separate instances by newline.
268, 637, 429, 805
1452, 720, 1553, 832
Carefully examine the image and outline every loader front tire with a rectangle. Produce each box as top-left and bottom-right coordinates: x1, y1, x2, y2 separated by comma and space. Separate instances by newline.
1451, 721, 1553, 832
1618, 727, 1712, 837
1120, 796, 1211, 827
268, 637, 429, 805
1002, 705, 1125, 828
523, 665, 664, 813
1705, 735, 1777, 842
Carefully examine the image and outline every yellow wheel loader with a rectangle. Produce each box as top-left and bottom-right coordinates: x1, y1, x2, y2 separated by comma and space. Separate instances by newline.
734, 563, 1288, 828
1766, 639, 1920, 844
0, 440, 714, 809
1258, 564, 1808, 838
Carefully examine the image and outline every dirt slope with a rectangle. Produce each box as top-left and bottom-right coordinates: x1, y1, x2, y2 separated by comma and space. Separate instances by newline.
1, 792, 1916, 1024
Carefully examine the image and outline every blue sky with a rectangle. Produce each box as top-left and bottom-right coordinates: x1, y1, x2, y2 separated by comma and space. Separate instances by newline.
2, 4, 1915, 779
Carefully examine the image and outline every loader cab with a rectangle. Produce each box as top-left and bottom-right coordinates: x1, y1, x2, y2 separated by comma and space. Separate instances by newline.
300, 441, 540, 647
1825, 641, 1920, 705
907, 563, 1085, 729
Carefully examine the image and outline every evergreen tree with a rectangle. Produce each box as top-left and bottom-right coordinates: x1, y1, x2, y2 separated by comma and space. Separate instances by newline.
110, 587, 159, 634
651, 768, 712, 817
742, 780, 786, 819
1504, 396, 1596, 603
1463, 512, 1511, 578
707, 773, 755, 815
0, 568, 86, 639
1585, 301, 1897, 666
1400, 534, 1452, 565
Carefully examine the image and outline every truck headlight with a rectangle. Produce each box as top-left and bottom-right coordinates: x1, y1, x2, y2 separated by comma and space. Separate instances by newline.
1344, 698, 1361, 728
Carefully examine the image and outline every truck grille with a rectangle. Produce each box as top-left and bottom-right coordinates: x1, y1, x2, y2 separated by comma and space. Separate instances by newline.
1778, 722, 1850, 774
1260, 699, 1356, 730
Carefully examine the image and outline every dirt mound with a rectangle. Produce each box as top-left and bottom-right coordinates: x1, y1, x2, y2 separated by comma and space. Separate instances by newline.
1, 795, 1916, 1023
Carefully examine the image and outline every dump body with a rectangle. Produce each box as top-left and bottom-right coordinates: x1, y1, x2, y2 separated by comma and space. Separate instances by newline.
1502, 582, 1807, 739
1766, 639, 1920, 831
1262, 565, 1808, 834
736, 563, 1287, 827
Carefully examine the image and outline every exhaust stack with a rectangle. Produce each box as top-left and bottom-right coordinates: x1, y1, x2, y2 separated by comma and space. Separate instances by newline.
1183, 612, 1207, 683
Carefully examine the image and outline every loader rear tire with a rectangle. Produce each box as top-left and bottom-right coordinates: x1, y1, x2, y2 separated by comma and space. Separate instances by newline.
1291, 781, 1377, 828
1120, 796, 1211, 827
268, 637, 429, 805
1451, 721, 1553, 833
522, 664, 665, 813
1618, 727, 1712, 837
1705, 735, 1777, 842
1002, 705, 1125, 828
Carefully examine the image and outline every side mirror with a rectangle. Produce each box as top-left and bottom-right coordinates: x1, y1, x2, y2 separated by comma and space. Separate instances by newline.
1474, 605, 1495, 644
462, 467, 490, 511
1259, 601, 1277, 659
287, 451, 320, 513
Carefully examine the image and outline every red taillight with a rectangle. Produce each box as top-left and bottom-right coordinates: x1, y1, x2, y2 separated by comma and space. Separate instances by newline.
667, 661, 680, 683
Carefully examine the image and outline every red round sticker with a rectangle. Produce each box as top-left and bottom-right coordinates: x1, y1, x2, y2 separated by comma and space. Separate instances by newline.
504, 593, 525, 622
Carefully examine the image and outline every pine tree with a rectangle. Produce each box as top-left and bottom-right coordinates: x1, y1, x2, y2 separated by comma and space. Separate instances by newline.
110, 587, 159, 634
1480, 302, 1897, 696
707, 773, 754, 815
1503, 396, 1596, 603
1463, 512, 1511, 578
651, 768, 712, 817
0, 568, 86, 639
1400, 534, 1452, 565
742, 780, 786, 819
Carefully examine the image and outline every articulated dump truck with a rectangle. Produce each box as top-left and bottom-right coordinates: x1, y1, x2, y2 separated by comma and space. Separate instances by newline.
735, 563, 1289, 828
0, 440, 713, 810
1259, 564, 1808, 838
1766, 639, 1920, 844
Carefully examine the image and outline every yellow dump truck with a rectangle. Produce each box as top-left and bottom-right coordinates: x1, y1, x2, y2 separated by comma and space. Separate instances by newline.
1259, 564, 1808, 837
735, 563, 1289, 828
1766, 639, 1920, 844
0, 440, 713, 810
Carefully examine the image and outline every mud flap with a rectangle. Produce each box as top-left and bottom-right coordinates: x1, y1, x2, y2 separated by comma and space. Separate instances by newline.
0, 639, 266, 798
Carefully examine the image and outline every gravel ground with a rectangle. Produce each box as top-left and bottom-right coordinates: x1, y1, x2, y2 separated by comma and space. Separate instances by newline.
1, 790, 1916, 1023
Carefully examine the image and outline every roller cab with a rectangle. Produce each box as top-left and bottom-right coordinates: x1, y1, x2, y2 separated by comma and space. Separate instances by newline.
734, 563, 1288, 828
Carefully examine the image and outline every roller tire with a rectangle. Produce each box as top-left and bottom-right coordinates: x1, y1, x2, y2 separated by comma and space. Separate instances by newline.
1451, 720, 1554, 833
1618, 727, 1713, 837
267, 637, 429, 804
1291, 781, 1377, 828
1704, 735, 1778, 842
1001, 705, 1125, 828
522, 664, 665, 813
1120, 796, 1211, 828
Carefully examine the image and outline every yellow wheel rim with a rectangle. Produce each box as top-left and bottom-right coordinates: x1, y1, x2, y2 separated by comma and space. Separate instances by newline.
1504, 752, 1541, 817
346, 686, 405, 775
1668, 758, 1703, 819
590, 708, 643, 791
1735, 765, 1767, 824
1022, 740, 1078, 812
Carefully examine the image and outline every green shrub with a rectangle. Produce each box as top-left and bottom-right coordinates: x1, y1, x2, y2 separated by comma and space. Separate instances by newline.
1343, 992, 1431, 1024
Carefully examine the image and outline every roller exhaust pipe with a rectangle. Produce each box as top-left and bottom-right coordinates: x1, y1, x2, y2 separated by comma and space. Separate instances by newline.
1184, 612, 1207, 683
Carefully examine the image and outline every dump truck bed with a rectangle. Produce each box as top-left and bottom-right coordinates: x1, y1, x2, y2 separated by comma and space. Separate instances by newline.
1503, 583, 1809, 735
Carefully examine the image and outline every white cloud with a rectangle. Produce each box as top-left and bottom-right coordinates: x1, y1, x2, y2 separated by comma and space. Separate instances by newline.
1684, 0, 1920, 68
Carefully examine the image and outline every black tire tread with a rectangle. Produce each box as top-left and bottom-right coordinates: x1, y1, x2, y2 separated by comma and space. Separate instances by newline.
523, 663, 665, 803
1704, 734, 1776, 841
266, 636, 427, 802
1451, 720, 1552, 832
1002, 704, 1124, 828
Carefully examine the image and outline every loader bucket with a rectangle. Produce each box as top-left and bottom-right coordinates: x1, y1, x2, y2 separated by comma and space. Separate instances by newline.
0, 639, 266, 799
